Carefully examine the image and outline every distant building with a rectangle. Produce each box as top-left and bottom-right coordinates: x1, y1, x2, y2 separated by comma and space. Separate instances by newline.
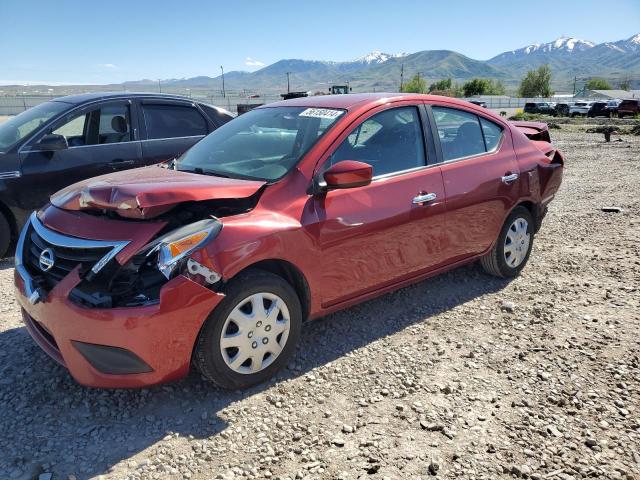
584, 89, 634, 99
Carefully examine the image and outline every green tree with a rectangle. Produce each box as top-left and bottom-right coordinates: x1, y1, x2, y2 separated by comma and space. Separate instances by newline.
428, 78, 452, 92
585, 78, 612, 90
518, 65, 553, 97
401, 74, 427, 93
462, 78, 506, 97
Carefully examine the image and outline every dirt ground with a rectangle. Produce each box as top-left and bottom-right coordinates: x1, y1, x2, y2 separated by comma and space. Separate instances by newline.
0, 126, 638, 480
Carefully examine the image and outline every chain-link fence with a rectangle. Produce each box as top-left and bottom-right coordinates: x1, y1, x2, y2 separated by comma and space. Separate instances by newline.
0, 93, 616, 116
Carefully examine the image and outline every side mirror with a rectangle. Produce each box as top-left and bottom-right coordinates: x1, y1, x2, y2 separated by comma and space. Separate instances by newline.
36, 134, 68, 151
322, 160, 372, 190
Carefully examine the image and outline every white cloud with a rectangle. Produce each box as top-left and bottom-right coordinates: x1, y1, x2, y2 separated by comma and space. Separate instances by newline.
96, 63, 117, 69
245, 57, 265, 67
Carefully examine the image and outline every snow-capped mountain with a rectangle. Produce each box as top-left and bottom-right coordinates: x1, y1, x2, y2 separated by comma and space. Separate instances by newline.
352, 51, 408, 64
134, 33, 639, 93
498, 36, 596, 59
609, 33, 640, 53
488, 33, 640, 77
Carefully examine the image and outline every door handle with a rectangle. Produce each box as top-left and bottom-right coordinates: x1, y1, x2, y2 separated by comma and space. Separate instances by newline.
501, 173, 519, 184
110, 159, 135, 169
412, 192, 437, 204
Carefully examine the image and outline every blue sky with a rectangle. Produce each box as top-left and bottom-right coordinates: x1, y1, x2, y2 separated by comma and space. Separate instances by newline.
1, 0, 638, 85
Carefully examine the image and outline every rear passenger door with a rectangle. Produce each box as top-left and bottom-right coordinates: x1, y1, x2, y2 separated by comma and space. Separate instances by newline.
428, 104, 520, 262
139, 100, 210, 165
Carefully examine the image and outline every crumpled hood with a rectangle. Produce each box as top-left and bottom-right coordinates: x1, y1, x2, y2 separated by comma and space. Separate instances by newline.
50, 166, 266, 219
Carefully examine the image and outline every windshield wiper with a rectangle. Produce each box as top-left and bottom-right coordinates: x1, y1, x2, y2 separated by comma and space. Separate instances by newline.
178, 166, 231, 178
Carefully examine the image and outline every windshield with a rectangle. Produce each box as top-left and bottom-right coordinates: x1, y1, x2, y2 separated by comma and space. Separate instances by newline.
176, 106, 345, 181
0, 101, 69, 152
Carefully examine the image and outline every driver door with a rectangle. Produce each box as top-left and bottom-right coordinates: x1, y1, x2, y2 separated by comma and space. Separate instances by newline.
309, 103, 447, 307
18, 100, 142, 210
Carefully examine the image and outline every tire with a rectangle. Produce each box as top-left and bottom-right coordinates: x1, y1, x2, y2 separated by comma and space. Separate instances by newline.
480, 206, 534, 278
194, 269, 302, 389
0, 213, 11, 259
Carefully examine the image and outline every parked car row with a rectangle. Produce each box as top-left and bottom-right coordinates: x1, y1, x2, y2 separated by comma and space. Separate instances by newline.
11, 92, 563, 389
0, 93, 234, 257
524, 99, 638, 118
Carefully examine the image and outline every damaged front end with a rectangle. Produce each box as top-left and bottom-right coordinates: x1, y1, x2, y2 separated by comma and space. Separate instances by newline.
17, 209, 228, 309
16, 167, 269, 308
70, 218, 224, 308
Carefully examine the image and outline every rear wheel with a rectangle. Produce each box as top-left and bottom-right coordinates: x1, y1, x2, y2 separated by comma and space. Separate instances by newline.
0, 213, 11, 259
480, 207, 534, 278
194, 269, 302, 389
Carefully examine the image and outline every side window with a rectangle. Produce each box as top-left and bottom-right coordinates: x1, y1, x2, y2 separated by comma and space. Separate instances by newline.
329, 106, 426, 177
142, 104, 208, 139
98, 104, 131, 144
432, 107, 485, 161
53, 113, 89, 146
479, 117, 503, 152
51, 103, 131, 146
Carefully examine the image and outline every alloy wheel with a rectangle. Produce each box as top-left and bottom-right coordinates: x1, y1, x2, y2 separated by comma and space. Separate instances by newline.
219, 292, 290, 374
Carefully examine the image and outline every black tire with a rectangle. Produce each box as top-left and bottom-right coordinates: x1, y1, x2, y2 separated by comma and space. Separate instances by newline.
194, 269, 302, 389
480, 206, 534, 278
0, 213, 11, 259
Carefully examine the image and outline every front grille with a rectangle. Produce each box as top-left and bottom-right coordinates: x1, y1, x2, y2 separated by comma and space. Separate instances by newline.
24, 226, 111, 288
21, 221, 118, 292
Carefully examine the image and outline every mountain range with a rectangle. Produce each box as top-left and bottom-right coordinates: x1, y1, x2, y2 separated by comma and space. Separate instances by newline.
122, 33, 640, 93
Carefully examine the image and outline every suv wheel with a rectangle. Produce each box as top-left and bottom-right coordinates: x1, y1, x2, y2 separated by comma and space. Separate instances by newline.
480, 206, 534, 278
194, 269, 302, 389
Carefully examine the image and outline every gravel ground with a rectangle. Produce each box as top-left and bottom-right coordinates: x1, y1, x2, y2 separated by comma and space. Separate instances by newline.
0, 127, 638, 480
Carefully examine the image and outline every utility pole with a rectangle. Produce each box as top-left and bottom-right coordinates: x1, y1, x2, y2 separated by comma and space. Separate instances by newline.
400, 64, 404, 91
158, 79, 162, 93
286, 72, 291, 93
573, 76, 577, 96
220, 66, 226, 98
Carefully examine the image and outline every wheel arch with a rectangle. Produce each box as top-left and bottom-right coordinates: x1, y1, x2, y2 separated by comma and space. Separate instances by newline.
515, 200, 541, 232
0, 200, 18, 253
229, 258, 312, 322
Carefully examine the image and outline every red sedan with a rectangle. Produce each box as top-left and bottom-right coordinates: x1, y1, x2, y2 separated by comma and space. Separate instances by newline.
14, 93, 563, 389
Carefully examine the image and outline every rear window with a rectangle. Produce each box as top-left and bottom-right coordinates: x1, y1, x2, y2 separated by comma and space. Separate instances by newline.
620, 100, 639, 107
200, 104, 233, 127
432, 107, 503, 161
142, 104, 208, 139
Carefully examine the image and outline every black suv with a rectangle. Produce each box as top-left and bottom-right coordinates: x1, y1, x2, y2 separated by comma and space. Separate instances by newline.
0, 92, 233, 257
587, 102, 613, 118
523, 102, 555, 115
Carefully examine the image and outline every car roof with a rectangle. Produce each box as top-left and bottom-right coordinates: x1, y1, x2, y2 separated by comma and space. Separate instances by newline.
51, 91, 197, 105
260, 92, 487, 112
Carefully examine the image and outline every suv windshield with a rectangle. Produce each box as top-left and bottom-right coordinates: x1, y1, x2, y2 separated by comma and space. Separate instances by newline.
0, 101, 69, 152
176, 106, 345, 181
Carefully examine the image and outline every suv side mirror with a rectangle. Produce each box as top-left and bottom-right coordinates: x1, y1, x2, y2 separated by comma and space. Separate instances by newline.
36, 134, 68, 151
322, 160, 372, 190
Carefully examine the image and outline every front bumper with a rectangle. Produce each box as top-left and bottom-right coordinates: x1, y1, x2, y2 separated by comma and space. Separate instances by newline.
15, 267, 225, 388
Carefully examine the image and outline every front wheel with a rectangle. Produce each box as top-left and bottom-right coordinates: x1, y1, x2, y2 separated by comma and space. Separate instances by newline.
194, 269, 302, 389
480, 207, 534, 278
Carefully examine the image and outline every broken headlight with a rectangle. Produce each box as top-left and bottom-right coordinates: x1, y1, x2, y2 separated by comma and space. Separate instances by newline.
146, 219, 222, 280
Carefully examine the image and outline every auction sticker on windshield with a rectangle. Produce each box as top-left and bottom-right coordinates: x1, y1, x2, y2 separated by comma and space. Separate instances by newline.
299, 108, 343, 119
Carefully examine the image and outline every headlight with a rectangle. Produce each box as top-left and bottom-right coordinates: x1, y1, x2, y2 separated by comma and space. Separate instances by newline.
147, 219, 222, 279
